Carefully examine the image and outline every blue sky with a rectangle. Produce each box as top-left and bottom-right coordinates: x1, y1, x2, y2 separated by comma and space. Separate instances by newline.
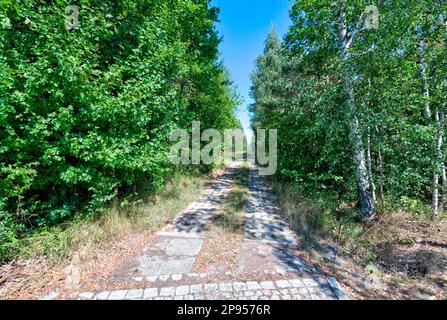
212, 0, 292, 142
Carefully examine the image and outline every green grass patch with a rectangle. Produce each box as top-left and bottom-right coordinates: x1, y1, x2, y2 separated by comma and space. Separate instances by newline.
212, 164, 249, 234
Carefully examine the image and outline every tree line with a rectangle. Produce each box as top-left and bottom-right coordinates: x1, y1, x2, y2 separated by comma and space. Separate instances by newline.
0, 0, 239, 262
250, 0, 446, 220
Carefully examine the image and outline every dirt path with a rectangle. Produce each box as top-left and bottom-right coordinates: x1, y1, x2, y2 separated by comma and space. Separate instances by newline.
48, 162, 347, 300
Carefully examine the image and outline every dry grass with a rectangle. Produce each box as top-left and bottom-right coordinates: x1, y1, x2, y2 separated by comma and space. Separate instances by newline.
269, 179, 447, 300
194, 164, 249, 274
0, 174, 209, 299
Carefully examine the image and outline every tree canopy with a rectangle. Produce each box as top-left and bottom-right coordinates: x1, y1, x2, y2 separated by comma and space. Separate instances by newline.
0, 0, 240, 262
250, 0, 447, 219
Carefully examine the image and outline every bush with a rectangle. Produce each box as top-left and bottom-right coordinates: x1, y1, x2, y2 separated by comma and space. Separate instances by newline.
0, 210, 23, 263
0, 0, 240, 263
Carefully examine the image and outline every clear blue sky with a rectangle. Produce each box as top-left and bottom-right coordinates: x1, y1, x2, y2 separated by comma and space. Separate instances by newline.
212, 0, 292, 142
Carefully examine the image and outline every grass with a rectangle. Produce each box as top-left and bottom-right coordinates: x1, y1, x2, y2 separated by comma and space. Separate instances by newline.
212, 163, 249, 234
15, 174, 209, 266
0, 173, 210, 299
268, 178, 447, 299
193, 163, 249, 274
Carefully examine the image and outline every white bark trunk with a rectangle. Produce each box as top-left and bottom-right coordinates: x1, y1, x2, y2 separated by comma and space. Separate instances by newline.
338, 7, 375, 220
433, 111, 445, 216
418, 39, 432, 119
367, 126, 376, 202
375, 126, 385, 210
441, 160, 446, 210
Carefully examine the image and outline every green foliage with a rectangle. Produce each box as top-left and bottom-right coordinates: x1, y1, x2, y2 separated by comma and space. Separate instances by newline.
0, 0, 239, 262
0, 205, 24, 262
251, 2, 447, 217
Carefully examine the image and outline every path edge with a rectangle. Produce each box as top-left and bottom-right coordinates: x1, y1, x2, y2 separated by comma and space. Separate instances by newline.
326, 276, 349, 300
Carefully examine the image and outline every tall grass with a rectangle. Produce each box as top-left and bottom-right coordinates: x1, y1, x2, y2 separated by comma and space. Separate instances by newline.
16, 175, 208, 266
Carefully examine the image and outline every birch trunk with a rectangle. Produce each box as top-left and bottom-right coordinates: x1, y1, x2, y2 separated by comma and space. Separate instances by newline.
375, 126, 385, 211
418, 39, 432, 119
367, 126, 376, 202
433, 111, 445, 216
441, 160, 446, 210
338, 7, 375, 220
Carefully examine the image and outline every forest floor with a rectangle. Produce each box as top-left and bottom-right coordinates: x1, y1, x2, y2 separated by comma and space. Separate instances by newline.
270, 181, 447, 300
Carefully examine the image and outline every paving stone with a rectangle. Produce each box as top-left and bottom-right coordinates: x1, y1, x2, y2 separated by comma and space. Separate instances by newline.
41, 291, 58, 300
244, 290, 254, 297
303, 278, 319, 287
307, 286, 319, 293
126, 289, 143, 300
260, 281, 275, 290
263, 290, 272, 296
108, 290, 128, 300
172, 274, 183, 281
165, 238, 203, 256
204, 283, 219, 292
281, 294, 291, 300
275, 280, 291, 288
175, 285, 190, 296
233, 282, 247, 291
271, 295, 280, 300
79, 292, 94, 299
218, 283, 233, 291
146, 276, 157, 282
298, 287, 309, 294
276, 268, 286, 274
95, 291, 111, 300
290, 288, 299, 294
315, 277, 327, 285
190, 284, 203, 295
143, 288, 158, 299
160, 287, 176, 297
327, 276, 349, 300
289, 279, 304, 288
246, 281, 261, 290
279, 289, 290, 295
159, 275, 170, 282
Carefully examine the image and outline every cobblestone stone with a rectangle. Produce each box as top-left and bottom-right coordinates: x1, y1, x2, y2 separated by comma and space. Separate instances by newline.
78, 276, 346, 300
94, 291, 110, 300
175, 285, 190, 296
160, 287, 175, 297
260, 281, 275, 290
126, 289, 143, 300
143, 288, 158, 299
276, 280, 291, 288
108, 290, 128, 300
